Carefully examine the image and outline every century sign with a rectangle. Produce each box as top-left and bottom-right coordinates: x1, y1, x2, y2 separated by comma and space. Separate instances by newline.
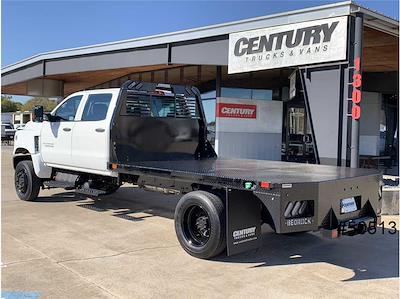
228, 16, 348, 74
216, 103, 257, 119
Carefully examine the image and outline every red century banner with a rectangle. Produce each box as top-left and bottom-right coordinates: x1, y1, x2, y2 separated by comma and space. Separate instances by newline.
216, 103, 257, 119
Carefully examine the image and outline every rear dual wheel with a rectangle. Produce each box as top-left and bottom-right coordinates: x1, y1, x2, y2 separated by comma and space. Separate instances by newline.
174, 191, 226, 259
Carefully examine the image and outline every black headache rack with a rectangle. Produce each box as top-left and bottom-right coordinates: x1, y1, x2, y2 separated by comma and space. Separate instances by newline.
109, 81, 382, 256
110, 81, 216, 164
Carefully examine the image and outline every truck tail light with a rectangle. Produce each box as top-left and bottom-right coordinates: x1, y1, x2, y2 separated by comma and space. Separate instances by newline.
259, 181, 270, 189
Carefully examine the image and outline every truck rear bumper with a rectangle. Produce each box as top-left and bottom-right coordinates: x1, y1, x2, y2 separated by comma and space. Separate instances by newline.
225, 174, 382, 256
258, 174, 382, 234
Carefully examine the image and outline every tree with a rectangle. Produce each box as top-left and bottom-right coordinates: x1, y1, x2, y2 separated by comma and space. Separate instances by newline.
21, 97, 58, 112
1, 95, 22, 112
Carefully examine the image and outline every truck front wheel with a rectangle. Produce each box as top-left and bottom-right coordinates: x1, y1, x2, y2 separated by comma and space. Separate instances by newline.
174, 191, 226, 259
15, 160, 41, 201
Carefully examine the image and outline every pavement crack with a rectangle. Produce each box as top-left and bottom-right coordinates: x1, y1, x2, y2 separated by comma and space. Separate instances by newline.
57, 245, 179, 264
4, 233, 50, 259
2, 257, 48, 267
54, 245, 178, 299
55, 262, 120, 299
4, 233, 121, 299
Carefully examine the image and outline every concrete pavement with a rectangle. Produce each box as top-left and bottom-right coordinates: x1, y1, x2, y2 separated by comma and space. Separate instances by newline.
1, 146, 399, 298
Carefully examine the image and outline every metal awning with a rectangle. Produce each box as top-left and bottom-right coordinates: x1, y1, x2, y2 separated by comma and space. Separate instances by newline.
2, 1, 398, 97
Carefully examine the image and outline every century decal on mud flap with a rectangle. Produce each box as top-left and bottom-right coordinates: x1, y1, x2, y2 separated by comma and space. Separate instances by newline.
228, 16, 348, 73
232, 226, 257, 244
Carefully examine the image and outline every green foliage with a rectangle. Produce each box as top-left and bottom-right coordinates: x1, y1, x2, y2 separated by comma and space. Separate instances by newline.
1, 95, 22, 112
1, 95, 58, 113
1, 95, 12, 101
21, 97, 58, 112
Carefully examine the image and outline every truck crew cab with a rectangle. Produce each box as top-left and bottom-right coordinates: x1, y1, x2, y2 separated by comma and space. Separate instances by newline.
13, 81, 382, 259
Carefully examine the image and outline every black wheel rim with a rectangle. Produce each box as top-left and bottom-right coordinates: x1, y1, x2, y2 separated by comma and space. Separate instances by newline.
182, 205, 211, 247
15, 168, 28, 194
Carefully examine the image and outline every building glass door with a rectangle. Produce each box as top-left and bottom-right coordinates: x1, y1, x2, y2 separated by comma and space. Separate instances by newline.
283, 102, 315, 163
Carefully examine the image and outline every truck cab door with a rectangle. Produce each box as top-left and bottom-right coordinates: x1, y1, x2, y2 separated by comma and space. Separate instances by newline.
70, 91, 117, 173
40, 95, 84, 167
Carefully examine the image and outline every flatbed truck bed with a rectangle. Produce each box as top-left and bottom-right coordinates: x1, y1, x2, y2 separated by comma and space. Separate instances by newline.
116, 158, 378, 184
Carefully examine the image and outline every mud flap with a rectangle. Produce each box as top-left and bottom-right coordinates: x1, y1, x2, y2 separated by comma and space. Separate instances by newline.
226, 189, 262, 256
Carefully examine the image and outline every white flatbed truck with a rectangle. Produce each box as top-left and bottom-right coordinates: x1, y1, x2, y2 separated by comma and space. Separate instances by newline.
13, 81, 382, 259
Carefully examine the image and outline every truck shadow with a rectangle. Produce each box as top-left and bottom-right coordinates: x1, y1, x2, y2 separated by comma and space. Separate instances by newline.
47, 186, 398, 282
36, 191, 83, 202
76, 186, 178, 221
215, 225, 399, 282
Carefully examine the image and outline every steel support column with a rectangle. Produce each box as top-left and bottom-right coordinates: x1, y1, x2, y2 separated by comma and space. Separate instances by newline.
216, 66, 222, 97
350, 13, 364, 168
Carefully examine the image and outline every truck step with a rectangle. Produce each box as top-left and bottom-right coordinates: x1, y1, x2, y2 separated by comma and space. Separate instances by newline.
76, 188, 107, 197
55, 172, 79, 184
43, 181, 75, 189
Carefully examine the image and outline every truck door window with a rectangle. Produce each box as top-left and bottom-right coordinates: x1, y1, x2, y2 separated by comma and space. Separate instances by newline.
54, 95, 83, 121
81, 94, 112, 121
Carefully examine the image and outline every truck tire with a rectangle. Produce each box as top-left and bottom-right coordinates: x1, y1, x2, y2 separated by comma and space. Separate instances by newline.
14, 160, 41, 201
174, 191, 226, 259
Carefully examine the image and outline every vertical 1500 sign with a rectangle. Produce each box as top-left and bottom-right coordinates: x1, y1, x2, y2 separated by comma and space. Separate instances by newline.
351, 57, 362, 120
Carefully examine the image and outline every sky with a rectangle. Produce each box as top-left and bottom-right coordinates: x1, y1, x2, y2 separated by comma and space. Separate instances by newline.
1, 0, 399, 102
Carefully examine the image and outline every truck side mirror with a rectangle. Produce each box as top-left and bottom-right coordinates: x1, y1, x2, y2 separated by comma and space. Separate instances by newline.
33, 106, 44, 122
